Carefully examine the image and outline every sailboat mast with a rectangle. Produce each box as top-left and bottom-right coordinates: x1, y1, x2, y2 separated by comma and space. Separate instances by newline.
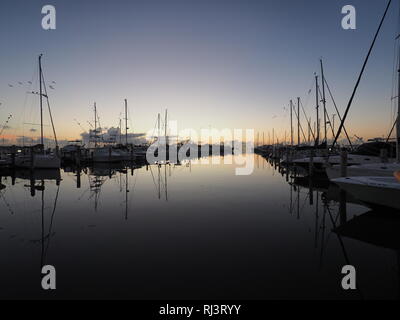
39, 54, 44, 149
125, 99, 128, 145
320, 59, 328, 145
157, 113, 161, 146
315, 75, 320, 146
272, 128, 275, 147
290, 100, 293, 146
297, 97, 300, 146
94, 102, 97, 148
125, 170, 128, 220
397, 34, 400, 162
164, 109, 168, 145
119, 118, 122, 144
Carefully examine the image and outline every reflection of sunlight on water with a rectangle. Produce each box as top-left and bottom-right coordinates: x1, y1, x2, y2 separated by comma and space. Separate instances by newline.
0, 154, 399, 299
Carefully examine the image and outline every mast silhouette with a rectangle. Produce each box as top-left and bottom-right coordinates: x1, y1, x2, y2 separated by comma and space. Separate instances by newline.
397, 31, 400, 161
315, 75, 320, 146
320, 59, 328, 146
125, 99, 128, 145
39, 55, 44, 150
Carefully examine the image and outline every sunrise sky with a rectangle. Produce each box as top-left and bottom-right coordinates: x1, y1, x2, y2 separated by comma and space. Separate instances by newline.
0, 0, 399, 145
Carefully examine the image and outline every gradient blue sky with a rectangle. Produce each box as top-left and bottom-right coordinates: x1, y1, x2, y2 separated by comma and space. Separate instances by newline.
0, 0, 399, 143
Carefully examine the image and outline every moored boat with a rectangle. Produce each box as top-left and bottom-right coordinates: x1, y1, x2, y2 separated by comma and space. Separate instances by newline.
332, 174, 400, 210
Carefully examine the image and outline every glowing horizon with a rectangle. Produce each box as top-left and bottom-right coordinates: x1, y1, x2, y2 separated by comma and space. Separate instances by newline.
1, 0, 399, 146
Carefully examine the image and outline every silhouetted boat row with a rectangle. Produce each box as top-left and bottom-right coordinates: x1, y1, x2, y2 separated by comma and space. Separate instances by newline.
256, 3, 400, 211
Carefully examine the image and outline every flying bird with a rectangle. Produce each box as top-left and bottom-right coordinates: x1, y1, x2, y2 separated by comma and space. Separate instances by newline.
8, 84, 13, 87
52, 81, 56, 84
18, 82, 23, 85
49, 85, 55, 89
28, 81, 32, 84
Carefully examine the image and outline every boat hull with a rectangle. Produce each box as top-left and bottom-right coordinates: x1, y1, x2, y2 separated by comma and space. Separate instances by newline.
333, 176, 400, 210
15, 154, 61, 169
326, 163, 400, 180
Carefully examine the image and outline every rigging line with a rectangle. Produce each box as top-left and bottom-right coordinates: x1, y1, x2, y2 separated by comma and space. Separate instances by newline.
325, 205, 365, 300
300, 99, 316, 141
390, 39, 398, 128
148, 164, 159, 195
324, 77, 353, 148
41, 70, 58, 147
19, 64, 37, 144
150, 117, 158, 145
0, 191, 14, 215
325, 205, 350, 263
317, 86, 336, 139
332, 0, 392, 149
386, 114, 399, 143
303, 77, 315, 111
44, 184, 60, 258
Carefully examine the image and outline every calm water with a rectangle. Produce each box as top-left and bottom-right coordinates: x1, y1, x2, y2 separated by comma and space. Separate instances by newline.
0, 154, 399, 300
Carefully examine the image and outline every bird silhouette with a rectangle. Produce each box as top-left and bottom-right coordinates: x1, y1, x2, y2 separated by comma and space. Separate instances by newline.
8, 84, 13, 87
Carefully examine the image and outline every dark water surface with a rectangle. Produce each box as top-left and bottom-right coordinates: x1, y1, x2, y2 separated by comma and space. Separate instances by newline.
0, 154, 399, 300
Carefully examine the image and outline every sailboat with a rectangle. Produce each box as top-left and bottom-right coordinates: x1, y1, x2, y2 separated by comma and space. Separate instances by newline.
292, 56, 397, 176
15, 54, 61, 169
332, 4, 400, 210
91, 100, 133, 163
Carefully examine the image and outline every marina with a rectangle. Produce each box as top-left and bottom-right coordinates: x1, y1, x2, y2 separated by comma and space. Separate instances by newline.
1, 0, 400, 302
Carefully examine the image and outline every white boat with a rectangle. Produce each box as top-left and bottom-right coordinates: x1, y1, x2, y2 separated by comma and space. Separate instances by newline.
293, 153, 388, 174
89, 100, 138, 163
326, 162, 400, 180
332, 175, 400, 210
280, 148, 329, 165
15, 154, 61, 169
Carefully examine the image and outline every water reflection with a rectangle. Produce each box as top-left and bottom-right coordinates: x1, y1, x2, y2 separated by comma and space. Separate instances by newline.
287, 160, 400, 300
0, 155, 399, 299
